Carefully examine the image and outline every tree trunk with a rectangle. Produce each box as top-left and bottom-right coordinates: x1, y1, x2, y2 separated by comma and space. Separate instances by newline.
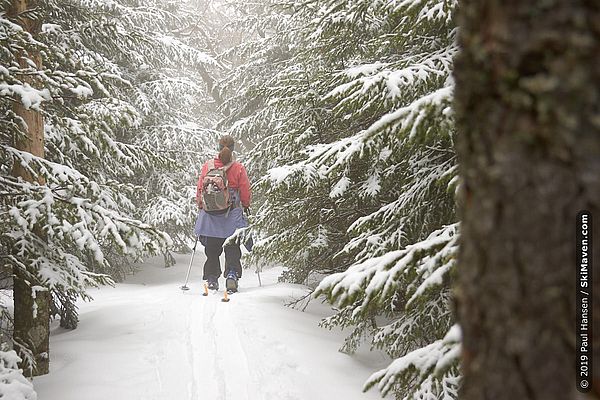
454, 1, 600, 399
8, 0, 50, 376
13, 271, 50, 376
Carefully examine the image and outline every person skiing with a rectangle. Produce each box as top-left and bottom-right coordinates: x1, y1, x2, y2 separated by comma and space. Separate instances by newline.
194, 135, 251, 292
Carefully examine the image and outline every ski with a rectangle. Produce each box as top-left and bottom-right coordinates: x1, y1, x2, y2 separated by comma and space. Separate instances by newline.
221, 290, 231, 302
201, 283, 232, 300
202, 283, 219, 296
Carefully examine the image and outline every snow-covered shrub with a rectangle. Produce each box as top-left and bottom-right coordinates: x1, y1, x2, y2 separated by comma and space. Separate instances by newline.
0, 348, 37, 400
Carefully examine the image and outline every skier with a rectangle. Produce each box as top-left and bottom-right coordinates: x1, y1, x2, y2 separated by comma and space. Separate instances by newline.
194, 135, 251, 293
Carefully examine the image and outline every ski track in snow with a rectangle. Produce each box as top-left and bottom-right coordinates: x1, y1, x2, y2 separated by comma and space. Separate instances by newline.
33, 253, 388, 400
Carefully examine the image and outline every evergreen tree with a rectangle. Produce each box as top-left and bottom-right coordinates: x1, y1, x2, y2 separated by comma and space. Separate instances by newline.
223, 0, 460, 398
1, 0, 219, 374
106, 0, 224, 262
3, 0, 50, 376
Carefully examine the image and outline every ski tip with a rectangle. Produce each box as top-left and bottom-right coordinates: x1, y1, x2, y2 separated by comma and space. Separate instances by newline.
221, 291, 230, 302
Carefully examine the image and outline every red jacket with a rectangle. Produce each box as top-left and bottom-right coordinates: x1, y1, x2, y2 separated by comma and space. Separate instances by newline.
196, 158, 251, 208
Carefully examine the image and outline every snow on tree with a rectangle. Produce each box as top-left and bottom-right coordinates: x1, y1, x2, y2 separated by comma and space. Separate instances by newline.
99, 0, 224, 261
0, 0, 220, 372
0, 347, 36, 400
223, 0, 460, 398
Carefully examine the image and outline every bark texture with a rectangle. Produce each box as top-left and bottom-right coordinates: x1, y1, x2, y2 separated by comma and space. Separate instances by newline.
454, 1, 600, 399
8, 0, 50, 376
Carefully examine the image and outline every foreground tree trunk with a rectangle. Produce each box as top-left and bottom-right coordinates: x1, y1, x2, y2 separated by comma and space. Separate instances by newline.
8, 0, 50, 376
454, 1, 600, 399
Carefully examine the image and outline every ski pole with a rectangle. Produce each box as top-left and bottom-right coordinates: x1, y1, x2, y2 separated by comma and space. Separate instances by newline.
181, 236, 199, 291
256, 264, 262, 287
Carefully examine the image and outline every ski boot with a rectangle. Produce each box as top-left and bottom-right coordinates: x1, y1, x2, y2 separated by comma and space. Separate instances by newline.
225, 269, 238, 293
207, 276, 219, 291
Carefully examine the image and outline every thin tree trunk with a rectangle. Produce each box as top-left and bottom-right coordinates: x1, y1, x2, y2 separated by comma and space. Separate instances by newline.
454, 1, 600, 399
8, 0, 50, 376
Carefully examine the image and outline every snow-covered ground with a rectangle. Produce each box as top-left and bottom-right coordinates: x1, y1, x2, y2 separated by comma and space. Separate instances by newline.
33, 253, 389, 400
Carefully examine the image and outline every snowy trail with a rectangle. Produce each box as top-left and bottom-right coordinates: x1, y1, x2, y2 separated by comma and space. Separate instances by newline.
34, 253, 388, 400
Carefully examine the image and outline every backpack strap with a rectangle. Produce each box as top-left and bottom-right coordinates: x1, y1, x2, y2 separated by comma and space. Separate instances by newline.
207, 159, 216, 171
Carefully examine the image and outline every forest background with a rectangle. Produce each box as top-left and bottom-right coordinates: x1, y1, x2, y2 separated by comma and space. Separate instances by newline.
1, 1, 598, 400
